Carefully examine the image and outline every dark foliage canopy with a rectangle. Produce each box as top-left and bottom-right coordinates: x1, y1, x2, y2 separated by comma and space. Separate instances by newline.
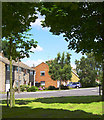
37, 2, 104, 62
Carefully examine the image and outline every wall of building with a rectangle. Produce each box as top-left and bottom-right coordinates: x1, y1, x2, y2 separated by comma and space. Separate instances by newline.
14, 67, 30, 87
34, 62, 57, 88
71, 72, 80, 82
0, 61, 5, 92
5, 64, 15, 84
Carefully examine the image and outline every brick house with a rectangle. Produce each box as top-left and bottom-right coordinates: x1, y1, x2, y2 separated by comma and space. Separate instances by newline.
33, 62, 80, 88
0, 52, 35, 92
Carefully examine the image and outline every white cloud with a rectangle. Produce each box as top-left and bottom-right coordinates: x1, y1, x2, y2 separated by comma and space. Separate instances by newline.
30, 18, 44, 27
31, 45, 43, 52
23, 59, 46, 67
30, 14, 50, 31
71, 64, 76, 69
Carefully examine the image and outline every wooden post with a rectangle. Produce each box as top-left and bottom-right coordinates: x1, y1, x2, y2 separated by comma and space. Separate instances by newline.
7, 91, 9, 107
98, 84, 101, 96
59, 79, 61, 90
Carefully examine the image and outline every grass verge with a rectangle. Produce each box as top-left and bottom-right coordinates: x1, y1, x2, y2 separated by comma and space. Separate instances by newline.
1, 95, 103, 118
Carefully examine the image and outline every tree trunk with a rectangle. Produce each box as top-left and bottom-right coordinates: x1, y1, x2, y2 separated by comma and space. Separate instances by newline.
10, 55, 13, 108
18, 58, 20, 93
102, 2, 104, 101
102, 53, 104, 101
12, 89, 15, 107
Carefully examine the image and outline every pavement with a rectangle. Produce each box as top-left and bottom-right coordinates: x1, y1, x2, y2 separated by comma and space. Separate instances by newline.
0, 87, 102, 100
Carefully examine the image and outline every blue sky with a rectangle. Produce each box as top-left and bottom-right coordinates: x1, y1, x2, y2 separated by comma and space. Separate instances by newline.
22, 14, 84, 68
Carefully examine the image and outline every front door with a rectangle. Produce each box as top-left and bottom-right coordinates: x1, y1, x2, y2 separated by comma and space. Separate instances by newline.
57, 80, 60, 88
5, 84, 10, 92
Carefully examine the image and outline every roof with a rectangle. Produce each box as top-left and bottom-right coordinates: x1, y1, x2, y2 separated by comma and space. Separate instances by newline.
0, 53, 34, 71
71, 69, 79, 77
32, 62, 46, 69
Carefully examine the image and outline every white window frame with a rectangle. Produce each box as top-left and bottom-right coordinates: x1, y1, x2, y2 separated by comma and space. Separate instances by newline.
40, 71, 45, 76
6, 79, 10, 84
41, 81, 45, 86
7, 65, 10, 71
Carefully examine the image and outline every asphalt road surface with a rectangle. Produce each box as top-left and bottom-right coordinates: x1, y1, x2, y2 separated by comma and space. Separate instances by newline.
0, 87, 102, 100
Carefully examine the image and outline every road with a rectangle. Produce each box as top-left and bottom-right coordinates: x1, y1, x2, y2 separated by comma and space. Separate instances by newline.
0, 87, 102, 100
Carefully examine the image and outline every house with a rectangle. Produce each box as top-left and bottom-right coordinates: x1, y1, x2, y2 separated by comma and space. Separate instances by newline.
0, 52, 35, 92
32, 62, 80, 88
33, 62, 57, 88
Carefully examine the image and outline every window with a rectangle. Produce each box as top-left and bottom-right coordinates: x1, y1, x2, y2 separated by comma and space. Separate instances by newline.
16, 80, 18, 87
7, 65, 14, 72
7, 65, 10, 71
17, 67, 21, 73
17, 67, 18, 72
12, 66, 14, 72
6, 80, 10, 84
19, 68, 21, 73
25, 69, 27, 74
41, 81, 45, 86
40, 71, 45, 76
30, 70, 33, 75
19, 80, 21, 84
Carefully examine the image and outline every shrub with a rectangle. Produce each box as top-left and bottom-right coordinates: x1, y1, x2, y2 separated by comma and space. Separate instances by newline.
60, 85, 69, 90
20, 85, 29, 92
34, 86, 39, 91
27, 86, 37, 92
44, 87, 48, 90
48, 86, 56, 90
14, 87, 18, 92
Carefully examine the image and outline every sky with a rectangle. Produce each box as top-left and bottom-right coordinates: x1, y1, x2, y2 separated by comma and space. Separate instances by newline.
21, 13, 84, 68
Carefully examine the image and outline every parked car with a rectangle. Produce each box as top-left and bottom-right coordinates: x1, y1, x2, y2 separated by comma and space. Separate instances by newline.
67, 82, 81, 88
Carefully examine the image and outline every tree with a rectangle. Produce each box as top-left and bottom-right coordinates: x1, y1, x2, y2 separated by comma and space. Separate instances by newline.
75, 53, 102, 87
0, 40, 9, 58
37, 2, 104, 100
46, 52, 72, 90
2, 2, 38, 37
2, 2, 39, 107
2, 29, 38, 108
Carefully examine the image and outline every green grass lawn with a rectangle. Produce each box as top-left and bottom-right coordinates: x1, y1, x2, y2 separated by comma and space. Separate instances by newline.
1, 96, 104, 118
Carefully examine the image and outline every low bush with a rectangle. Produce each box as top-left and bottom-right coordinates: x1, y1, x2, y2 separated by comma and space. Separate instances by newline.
27, 86, 37, 92
48, 86, 56, 90
60, 85, 69, 90
34, 86, 39, 91
14, 87, 18, 92
20, 85, 29, 92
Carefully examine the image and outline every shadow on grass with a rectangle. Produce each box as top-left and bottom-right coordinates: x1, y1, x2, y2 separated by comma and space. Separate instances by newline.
2, 95, 102, 105
1, 105, 103, 119
33, 96, 102, 104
